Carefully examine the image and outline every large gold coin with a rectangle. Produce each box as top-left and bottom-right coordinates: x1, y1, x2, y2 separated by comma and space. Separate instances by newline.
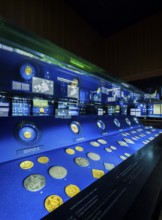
44, 195, 63, 212
65, 148, 75, 155
65, 184, 80, 198
37, 156, 49, 164
75, 146, 83, 152
23, 131, 32, 139
20, 160, 34, 169
92, 169, 104, 179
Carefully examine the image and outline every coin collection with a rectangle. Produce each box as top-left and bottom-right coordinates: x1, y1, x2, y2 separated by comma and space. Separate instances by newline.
18, 125, 159, 215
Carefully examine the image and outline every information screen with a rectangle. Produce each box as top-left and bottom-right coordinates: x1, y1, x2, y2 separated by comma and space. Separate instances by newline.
12, 97, 31, 116
32, 77, 54, 95
32, 98, 53, 116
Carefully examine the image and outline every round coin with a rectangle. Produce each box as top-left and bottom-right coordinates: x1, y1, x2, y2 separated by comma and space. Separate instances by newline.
65, 184, 80, 198
65, 148, 75, 155
23, 131, 32, 139
23, 174, 46, 192
104, 163, 115, 170
97, 139, 107, 144
120, 155, 127, 160
75, 157, 89, 167
110, 146, 117, 150
20, 160, 34, 170
105, 148, 112, 153
44, 195, 63, 212
87, 152, 100, 161
49, 166, 67, 179
75, 146, 84, 151
37, 156, 49, 164
124, 153, 131, 157
90, 141, 100, 147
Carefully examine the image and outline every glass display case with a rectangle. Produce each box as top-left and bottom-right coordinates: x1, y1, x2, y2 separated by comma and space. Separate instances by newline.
0, 17, 162, 220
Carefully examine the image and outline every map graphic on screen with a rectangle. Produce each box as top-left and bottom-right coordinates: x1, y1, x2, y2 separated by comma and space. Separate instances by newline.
32, 77, 54, 95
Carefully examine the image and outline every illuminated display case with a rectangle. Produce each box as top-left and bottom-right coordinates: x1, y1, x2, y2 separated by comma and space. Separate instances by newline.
0, 18, 162, 220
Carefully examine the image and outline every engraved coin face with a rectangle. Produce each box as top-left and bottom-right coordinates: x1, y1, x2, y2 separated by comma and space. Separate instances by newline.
97, 139, 107, 144
70, 122, 80, 134
110, 146, 117, 150
124, 153, 131, 157
44, 195, 63, 212
92, 169, 104, 178
23, 174, 46, 192
105, 148, 112, 153
65, 148, 75, 155
49, 166, 67, 179
104, 163, 115, 170
37, 156, 49, 164
87, 152, 101, 161
75, 146, 84, 152
23, 131, 32, 139
74, 157, 89, 167
90, 141, 100, 147
20, 160, 34, 169
120, 155, 127, 160
65, 184, 80, 198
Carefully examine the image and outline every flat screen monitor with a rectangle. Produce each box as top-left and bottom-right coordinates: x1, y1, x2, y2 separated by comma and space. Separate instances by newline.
32, 77, 54, 95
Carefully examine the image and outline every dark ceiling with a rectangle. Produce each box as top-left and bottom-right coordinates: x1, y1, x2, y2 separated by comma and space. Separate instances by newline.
66, 0, 162, 37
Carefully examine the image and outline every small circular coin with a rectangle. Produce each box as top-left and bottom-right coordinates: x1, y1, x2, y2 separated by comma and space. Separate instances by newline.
65, 184, 80, 198
44, 195, 63, 212
97, 139, 107, 144
90, 141, 100, 147
87, 152, 101, 161
49, 166, 67, 179
37, 156, 49, 164
23, 131, 32, 139
74, 157, 89, 167
75, 146, 84, 152
23, 174, 46, 192
20, 160, 34, 170
65, 148, 75, 155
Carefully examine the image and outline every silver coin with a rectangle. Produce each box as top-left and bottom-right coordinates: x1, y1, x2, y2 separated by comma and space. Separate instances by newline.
104, 163, 115, 170
105, 148, 112, 153
126, 118, 131, 126
97, 139, 107, 144
120, 155, 127, 160
49, 166, 67, 179
87, 152, 100, 161
124, 153, 131, 157
110, 146, 117, 150
90, 141, 100, 147
75, 157, 89, 167
118, 141, 128, 147
114, 119, 120, 127
123, 138, 134, 144
23, 174, 46, 192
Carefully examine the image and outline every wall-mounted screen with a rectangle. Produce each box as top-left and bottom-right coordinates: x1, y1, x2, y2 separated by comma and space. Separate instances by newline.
32, 98, 53, 116
153, 104, 161, 115
12, 97, 31, 116
32, 77, 54, 95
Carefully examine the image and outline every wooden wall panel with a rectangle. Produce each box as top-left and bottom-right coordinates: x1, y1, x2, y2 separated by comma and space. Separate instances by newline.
0, 0, 105, 68
105, 10, 162, 81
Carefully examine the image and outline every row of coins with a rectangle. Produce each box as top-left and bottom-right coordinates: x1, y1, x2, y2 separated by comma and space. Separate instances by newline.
20, 156, 49, 170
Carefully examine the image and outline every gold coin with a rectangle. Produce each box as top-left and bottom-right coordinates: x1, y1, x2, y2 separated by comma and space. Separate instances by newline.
40, 107, 44, 113
23, 131, 32, 139
25, 66, 32, 75
92, 169, 104, 179
65, 148, 75, 155
37, 156, 49, 164
65, 184, 80, 198
75, 146, 83, 152
70, 124, 79, 134
44, 195, 63, 212
20, 160, 34, 169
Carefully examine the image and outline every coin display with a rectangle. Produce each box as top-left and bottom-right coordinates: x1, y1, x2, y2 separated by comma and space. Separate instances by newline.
44, 195, 63, 212
92, 169, 104, 178
49, 166, 67, 179
65, 184, 80, 198
23, 174, 46, 192
105, 148, 112, 153
120, 155, 127, 160
97, 139, 107, 144
90, 141, 100, 147
75, 146, 84, 151
104, 163, 115, 170
87, 152, 100, 161
124, 153, 131, 157
74, 157, 89, 167
110, 146, 117, 150
65, 148, 75, 155
20, 160, 34, 169
37, 156, 49, 164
